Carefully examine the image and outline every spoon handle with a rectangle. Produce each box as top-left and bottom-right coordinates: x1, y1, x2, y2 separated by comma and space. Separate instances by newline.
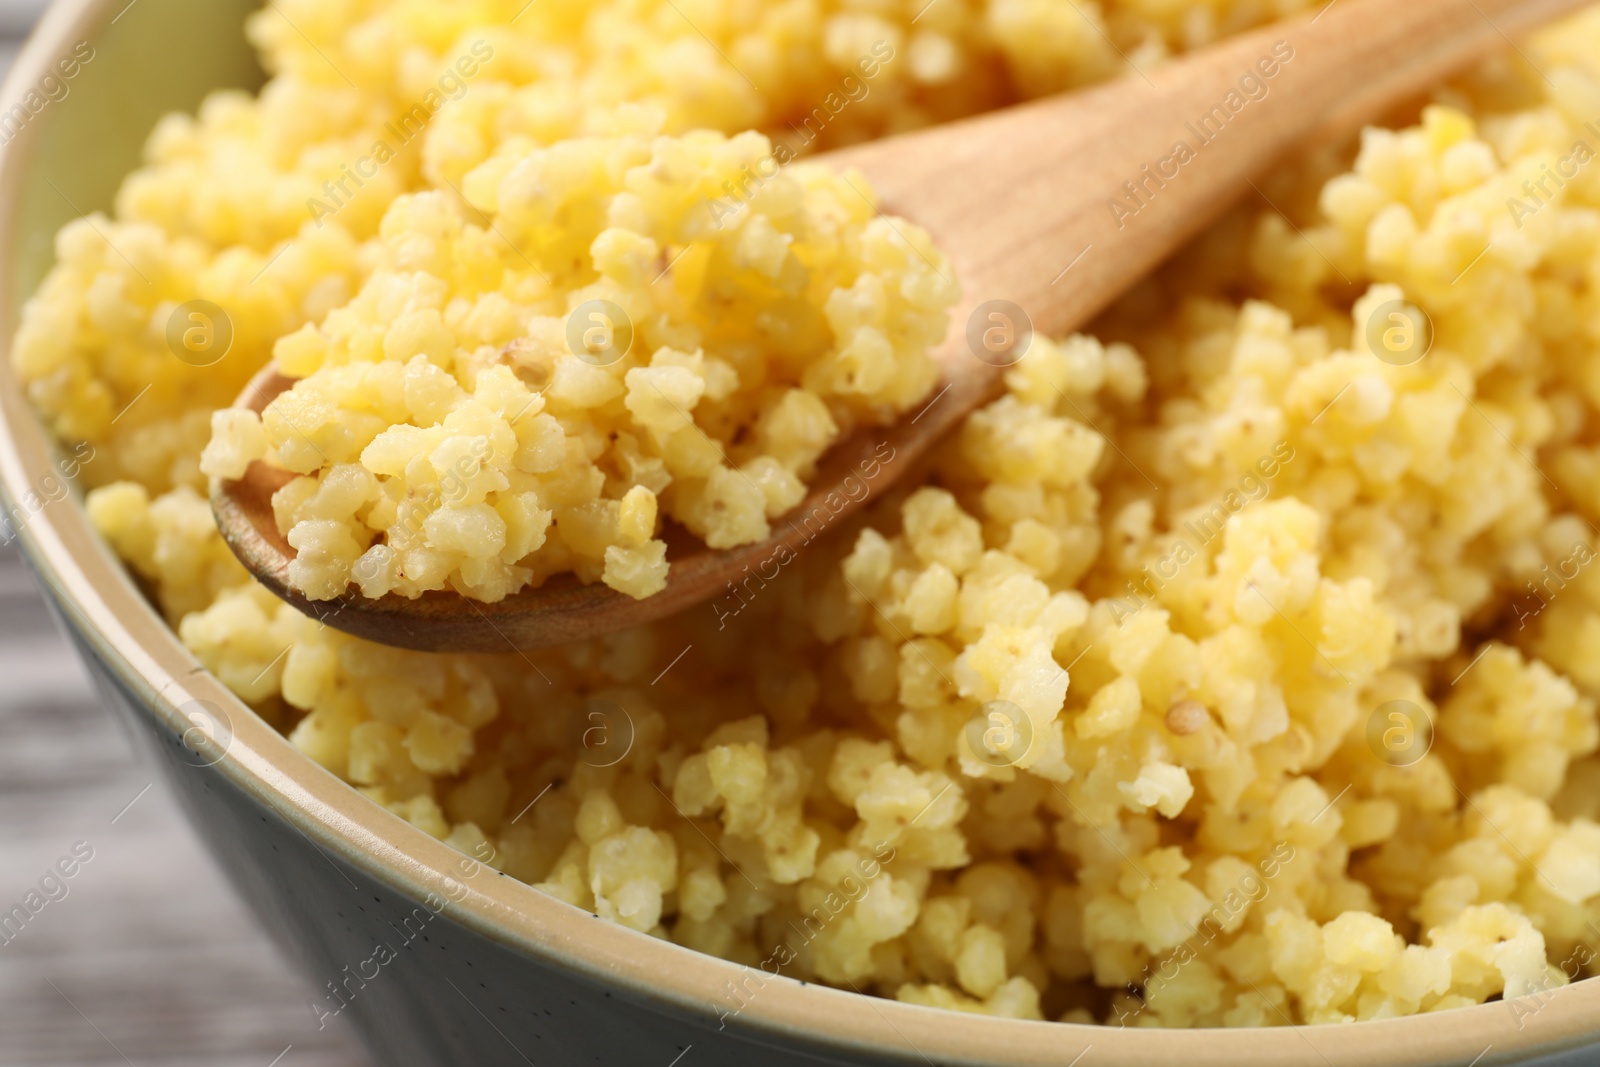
827, 0, 1583, 370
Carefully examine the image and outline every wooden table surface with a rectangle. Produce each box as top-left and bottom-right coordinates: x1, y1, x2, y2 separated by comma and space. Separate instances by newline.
0, 547, 376, 1067
0, 6, 370, 1064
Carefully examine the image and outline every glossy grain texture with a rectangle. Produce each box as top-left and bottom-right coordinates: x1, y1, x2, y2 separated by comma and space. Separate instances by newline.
8, 1, 1600, 1064
213, 0, 1591, 653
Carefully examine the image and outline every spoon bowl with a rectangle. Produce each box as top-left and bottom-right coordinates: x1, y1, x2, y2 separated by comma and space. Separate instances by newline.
213, 0, 1587, 653
213, 366, 923, 652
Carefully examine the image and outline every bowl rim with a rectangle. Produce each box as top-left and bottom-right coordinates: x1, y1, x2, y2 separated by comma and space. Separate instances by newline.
2, 1, 1598, 1064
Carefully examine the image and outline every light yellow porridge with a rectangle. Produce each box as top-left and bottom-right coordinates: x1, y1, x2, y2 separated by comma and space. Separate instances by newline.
204, 128, 956, 602
16, 0, 1600, 1029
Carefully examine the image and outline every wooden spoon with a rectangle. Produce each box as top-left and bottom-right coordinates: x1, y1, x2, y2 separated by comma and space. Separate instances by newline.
213, 0, 1581, 654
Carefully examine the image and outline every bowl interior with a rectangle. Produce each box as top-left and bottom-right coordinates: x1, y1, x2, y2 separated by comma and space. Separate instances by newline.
9, 0, 261, 303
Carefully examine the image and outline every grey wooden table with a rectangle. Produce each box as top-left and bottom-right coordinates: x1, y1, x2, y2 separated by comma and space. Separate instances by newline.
0, 4, 370, 1064
0, 544, 375, 1066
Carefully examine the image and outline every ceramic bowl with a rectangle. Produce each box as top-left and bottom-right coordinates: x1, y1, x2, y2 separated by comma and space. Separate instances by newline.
3, 1, 1600, 1064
